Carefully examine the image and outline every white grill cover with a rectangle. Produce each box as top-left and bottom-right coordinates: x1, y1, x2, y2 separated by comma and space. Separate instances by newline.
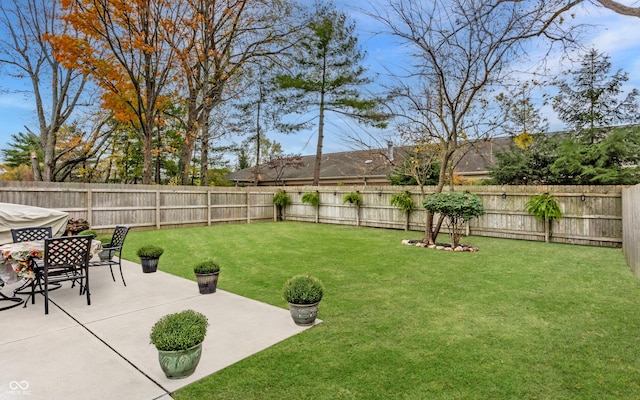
0, 203, 69, 245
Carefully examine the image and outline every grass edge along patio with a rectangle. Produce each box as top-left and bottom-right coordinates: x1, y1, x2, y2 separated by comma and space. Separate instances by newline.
117, 222, 640, 400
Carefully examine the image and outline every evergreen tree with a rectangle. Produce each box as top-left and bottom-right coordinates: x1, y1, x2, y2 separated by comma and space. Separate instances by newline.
553, 48, 639, 144
275, 2, 387, 185
1, 132, 40, 168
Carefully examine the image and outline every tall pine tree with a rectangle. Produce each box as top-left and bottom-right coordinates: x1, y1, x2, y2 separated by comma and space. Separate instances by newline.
553, 48, 639, 144
275, 2, 386, 185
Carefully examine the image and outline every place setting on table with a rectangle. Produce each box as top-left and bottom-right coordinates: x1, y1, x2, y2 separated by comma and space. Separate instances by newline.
0, 234, 103, 312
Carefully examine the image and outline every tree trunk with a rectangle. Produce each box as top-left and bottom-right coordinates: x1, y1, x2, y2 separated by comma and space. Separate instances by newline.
200, 113, 210, 186
30, 149, 42, 181
313, 98, 325, 186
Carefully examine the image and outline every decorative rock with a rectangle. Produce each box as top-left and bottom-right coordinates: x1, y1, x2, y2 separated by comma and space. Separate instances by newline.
454, 246, 464, 252
428, 244, 436, 249
416, 242, 427, 247
436, 245, 445, 250
444, 247, 453, 251
402, 240, 411, 245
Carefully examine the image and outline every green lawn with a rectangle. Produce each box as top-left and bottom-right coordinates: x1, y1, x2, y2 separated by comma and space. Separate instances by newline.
120, 222, 640, 399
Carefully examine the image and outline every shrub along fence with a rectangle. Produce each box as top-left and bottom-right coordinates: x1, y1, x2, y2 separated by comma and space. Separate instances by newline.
0, 181, 624, 248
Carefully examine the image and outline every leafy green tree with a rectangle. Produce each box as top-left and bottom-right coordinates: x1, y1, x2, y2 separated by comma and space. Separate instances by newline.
1, 132, 40, 168
275, 2, 387, 185
422, 192, 485, 248
488, 134, 563, 185
553, 48, 639, 144
551, 126, 640, 184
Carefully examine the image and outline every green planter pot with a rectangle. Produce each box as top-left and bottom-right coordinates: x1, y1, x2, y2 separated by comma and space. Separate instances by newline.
196, 272, 219, 294
157, 342, 203, 379
288, 302, 320, 326
140, 257, 159, 273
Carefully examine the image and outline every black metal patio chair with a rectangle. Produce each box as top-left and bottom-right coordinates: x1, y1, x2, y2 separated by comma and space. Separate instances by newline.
89, 226, 130, 286
11, 226, 53, 243
36, 235, 92, 315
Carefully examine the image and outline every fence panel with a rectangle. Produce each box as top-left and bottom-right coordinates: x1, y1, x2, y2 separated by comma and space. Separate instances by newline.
623, 185, 640, 277
0, 182, 625, 248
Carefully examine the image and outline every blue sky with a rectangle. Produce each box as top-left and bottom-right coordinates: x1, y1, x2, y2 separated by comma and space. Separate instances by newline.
0, 1, 639, 161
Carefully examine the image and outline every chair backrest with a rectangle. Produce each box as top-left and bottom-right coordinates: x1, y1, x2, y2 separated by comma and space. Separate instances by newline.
43, 235, 92, 274
12, 226, 53, 242
109, 226, 130, 249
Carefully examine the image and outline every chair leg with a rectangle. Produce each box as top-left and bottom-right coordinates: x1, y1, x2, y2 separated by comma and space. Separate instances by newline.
44, 280, 49, 315
109, 265, 116, 282
118, 260, 126, 287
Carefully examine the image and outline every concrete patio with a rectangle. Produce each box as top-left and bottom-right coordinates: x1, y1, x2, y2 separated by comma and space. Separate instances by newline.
0, 258, 317, 400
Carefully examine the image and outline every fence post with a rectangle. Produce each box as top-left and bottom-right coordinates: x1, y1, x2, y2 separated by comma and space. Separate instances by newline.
86, 188, 92, 227
207, 189, 212, 226
247, 191, 251, 224
156, 190, 161, 230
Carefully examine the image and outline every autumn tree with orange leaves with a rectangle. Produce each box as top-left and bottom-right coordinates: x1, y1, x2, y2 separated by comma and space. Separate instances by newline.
48, 0, 178, 184
0, 0, 96, 182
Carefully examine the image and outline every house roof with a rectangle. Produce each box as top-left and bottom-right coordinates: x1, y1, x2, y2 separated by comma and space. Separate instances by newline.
225, 137, 512, 185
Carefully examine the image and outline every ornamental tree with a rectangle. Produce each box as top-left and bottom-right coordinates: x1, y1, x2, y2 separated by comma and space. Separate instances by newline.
422, 192, 485, 248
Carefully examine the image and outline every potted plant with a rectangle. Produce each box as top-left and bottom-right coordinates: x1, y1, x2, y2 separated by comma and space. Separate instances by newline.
149, 309, 208, 379
194, 260, 221, 294
272, 189, 291, 221
526, 192, 563, 243
282, 274, 324, 326
137, 245, 164, 273
302, 191, 321, 223
343, 191, 363, 226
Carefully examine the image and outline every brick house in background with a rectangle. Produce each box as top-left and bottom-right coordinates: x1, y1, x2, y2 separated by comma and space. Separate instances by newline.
225, 137, 511, 186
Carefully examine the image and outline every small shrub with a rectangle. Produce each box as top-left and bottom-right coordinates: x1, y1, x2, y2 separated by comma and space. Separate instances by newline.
301, 191, 320, 207
282, 274, 324, 304
137, 245, 164, 258
343, 191, 363, 206
149, 310, 208, 351
194, 260, 221, 274
77, 229, 97, 238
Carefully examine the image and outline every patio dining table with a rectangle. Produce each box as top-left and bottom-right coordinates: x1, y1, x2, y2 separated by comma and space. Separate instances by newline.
0, 239, 102, 310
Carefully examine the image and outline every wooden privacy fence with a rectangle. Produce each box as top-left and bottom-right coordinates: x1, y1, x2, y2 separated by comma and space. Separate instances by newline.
622, 185, 640, 277
0, 181, 624, 248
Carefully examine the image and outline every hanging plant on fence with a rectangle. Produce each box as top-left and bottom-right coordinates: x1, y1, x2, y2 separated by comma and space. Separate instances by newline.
343, 191, 363, 226
525, 192, 563, 243
302, 191, 321, 223
302, 191, 320, 207
343, 191, 363, 207
390, 190, 414, 231
272, 189, 291, 221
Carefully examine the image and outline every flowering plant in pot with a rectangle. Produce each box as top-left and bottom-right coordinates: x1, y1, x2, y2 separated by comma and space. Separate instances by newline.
282, 274, 324, 326
137, 245, 164, 273
193, 260, 221, 294
149, 309, 208, 379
